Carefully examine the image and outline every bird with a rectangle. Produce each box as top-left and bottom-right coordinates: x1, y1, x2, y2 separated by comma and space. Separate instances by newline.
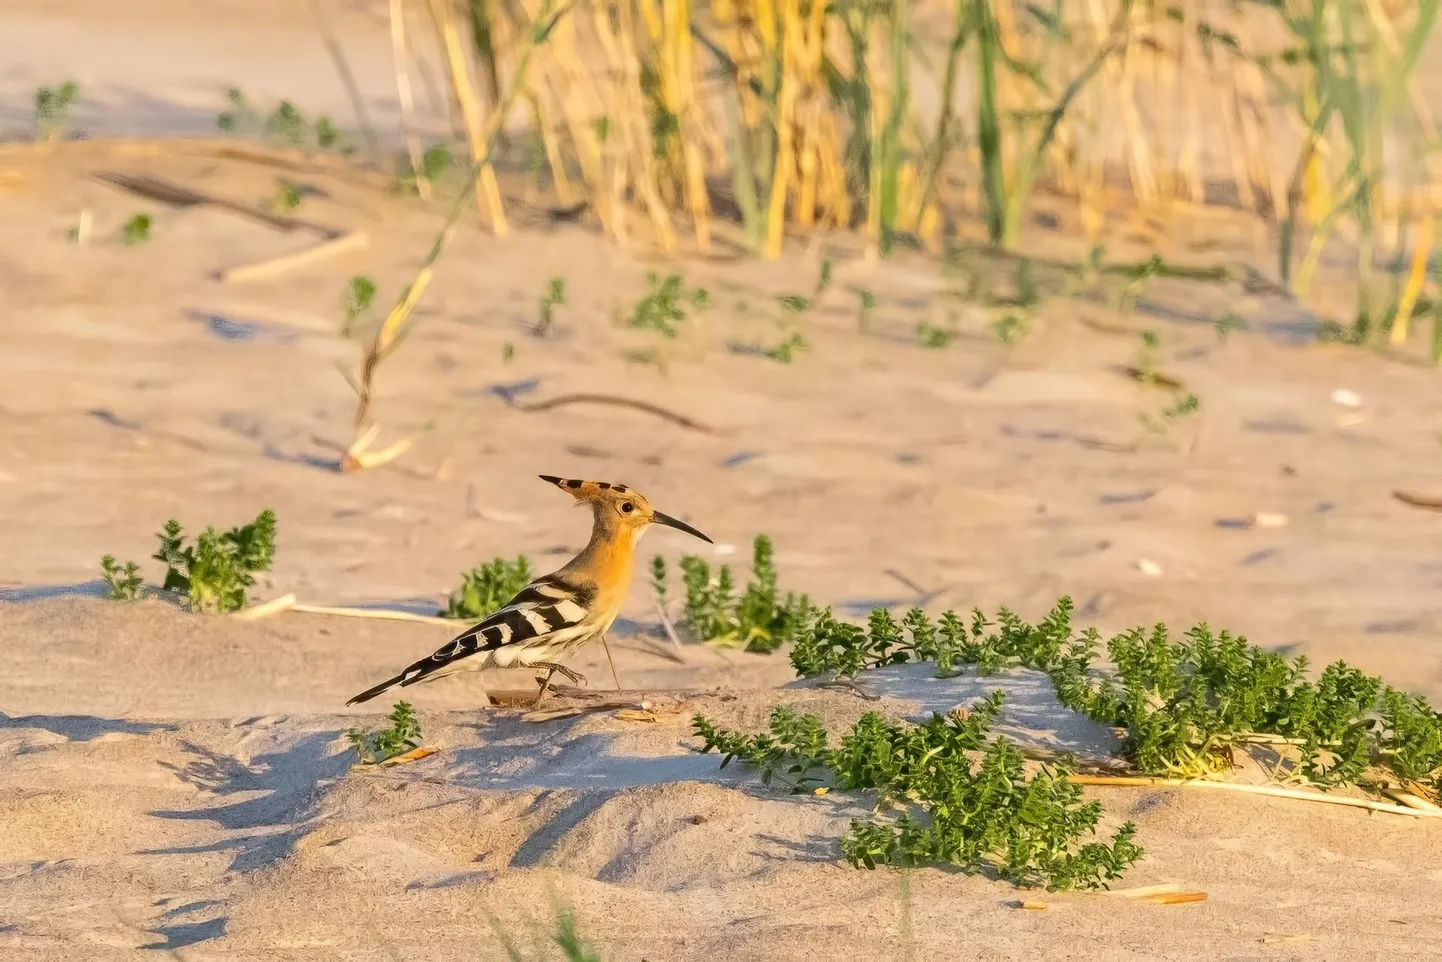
347, 475, 712, 707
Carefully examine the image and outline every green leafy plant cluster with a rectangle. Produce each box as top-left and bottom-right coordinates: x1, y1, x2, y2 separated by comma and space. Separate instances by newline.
442, 555, 533, 620
347, 700, 422, 764
786, 597, 1442, 794
34, 81, 80, 141
628, 272, 708, 337
217, 88, 348, 152
151, 509, 278, 613
693, 691, 1142, 890
395, 143, 454, 194
100, 555, 144, 601
655, 535, 811, 653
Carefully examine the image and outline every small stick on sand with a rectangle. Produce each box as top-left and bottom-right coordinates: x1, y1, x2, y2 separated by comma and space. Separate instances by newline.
1070, 774, 1442, 818
508, 393, 718, 433
219, 231, 369, 283
1393, 489, 1442, 511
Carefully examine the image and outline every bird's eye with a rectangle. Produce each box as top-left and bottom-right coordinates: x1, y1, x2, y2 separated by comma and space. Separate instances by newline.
621, 502, 634, 513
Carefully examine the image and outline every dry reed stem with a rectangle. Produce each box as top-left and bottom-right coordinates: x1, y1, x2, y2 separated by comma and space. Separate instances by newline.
233, 593, 299, 620
429, 0, 509, 235
1069, 774, 1442, 818
391, 0, 432, 201
1391, 212, 1435, 345
291, 603, 457, 625
308, 0, 380, 156
219, 231, 369, 283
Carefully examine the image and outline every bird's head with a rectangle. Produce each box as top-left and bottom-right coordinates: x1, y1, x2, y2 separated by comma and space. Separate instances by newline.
538, 475, 712, 545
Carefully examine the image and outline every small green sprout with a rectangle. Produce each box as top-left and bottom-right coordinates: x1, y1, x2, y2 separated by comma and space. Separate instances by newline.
347, 701, 422, 765
1215, 311, 1246, 341
537, 277, 566, 336
629, 273, 707, 337
1140, 392, 1200, 433
650, 555, 668, 606
779, 294, 810, 315
343, 276, 377, 335
100, 555, 144, 601
120, 214, 152, 246
992, 313, 1030, 346
916, 321, 954, 349
274, 181, 303, 212
858, 289, 876, 330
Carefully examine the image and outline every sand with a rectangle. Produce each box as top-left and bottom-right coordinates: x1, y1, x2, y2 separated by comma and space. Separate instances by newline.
4, 1, 1442, 958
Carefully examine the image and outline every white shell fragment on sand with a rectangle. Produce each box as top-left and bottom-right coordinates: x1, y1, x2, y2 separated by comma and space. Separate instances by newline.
1249, 513, 1288, 528
1136, 559, 1163, 576
1331, 388, 1363, 408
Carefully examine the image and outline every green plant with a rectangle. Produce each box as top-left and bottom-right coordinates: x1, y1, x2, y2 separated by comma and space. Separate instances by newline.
216, 88, 257, 133
217, 88, 350, 154
671, 535, 811, 653
537, 277, 566, 335
650, 555, 668, 606
266, 101, 309, 145
100, 555, 143, 601
1215, 311, 1246, 341
858, 289, 876, 330
34, 81, 80, 141
397, 143, 456, 195
763, 332, 807, 363
785, 596, 1442, 796
1140, 392, 1200, 433
347, 700, 422, 764
1016, 258, 1039, 308
442, 555, 532, 620
1135, 330, 1160, 383
915, 321, 954, 349
778, 294, 810, 315
693, 691, 1143, 890
152, 509, 277, 613
120, 214, 152, 246
491, 896, 604, 962
628, 273, 707, 337
992, 313, 1030, 346
969, 0, 1137, 248
342, 275, 377, 336
816, 258, 833, 294
274, 181, 303, 212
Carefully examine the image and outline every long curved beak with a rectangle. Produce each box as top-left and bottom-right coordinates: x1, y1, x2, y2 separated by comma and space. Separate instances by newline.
652, 510, 713, 544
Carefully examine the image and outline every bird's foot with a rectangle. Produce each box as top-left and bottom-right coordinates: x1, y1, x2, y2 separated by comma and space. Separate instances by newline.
533, 663, 586, 687
531, 663, 587, 706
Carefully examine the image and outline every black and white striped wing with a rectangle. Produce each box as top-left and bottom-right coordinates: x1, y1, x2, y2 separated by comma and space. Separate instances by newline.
438, 577, 595, 662
345, 576, 596, 704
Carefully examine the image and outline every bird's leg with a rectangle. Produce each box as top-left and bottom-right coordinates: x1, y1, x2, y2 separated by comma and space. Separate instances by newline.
600, 634, 622, 691
532, 667, 557, 707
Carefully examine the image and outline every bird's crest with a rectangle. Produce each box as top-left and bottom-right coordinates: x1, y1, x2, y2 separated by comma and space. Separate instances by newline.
538, 475, 634, 502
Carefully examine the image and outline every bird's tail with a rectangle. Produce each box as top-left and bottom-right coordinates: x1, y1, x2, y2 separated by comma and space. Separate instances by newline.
346, 671, 409, 707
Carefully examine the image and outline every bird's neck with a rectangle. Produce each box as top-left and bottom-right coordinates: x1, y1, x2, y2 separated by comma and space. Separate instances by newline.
558, 515, 637, 589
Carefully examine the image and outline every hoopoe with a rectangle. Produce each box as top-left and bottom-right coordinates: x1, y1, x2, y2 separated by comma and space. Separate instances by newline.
347, 475, 712, 707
